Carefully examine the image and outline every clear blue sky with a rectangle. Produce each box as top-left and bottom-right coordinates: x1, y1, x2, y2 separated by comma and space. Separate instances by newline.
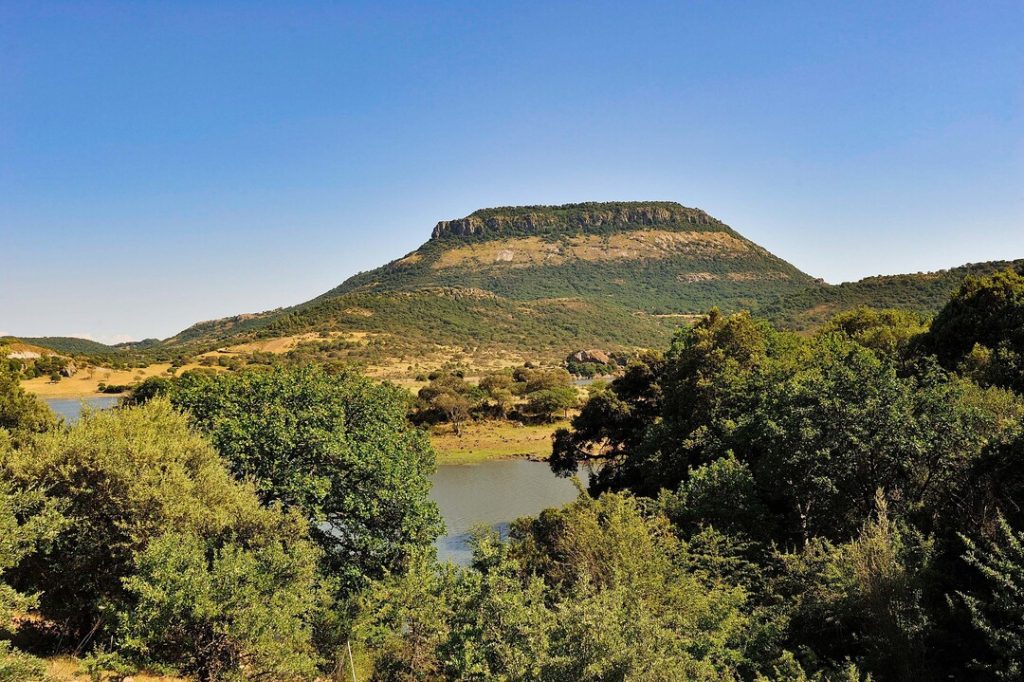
2, 1, 1021, 343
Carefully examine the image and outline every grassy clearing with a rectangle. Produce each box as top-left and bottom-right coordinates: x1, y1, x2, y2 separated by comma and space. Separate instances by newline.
20, 362, 213, 398
429, 419, 567, 465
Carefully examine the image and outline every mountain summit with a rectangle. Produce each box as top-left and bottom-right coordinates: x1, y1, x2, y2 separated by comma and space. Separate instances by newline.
154, 201, 1019, 373
323, 201, 816, 314
429, 202, 725, 241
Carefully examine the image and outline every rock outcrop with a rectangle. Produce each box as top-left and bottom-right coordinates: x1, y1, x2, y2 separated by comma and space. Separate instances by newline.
431, 201, 723, 240
570, 349, 612, 365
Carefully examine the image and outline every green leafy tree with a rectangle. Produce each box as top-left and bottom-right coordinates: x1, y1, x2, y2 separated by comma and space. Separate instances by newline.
0, 455, 65, 681
778, 494, 933, 681
924, 266, 1024, 393
479, 372, 517, 419
167, 366, 441, 591
358, 493, 774, 681
823, 307, 928, 358
522, 386, 578, 423
119, 529, 328, 682
1, 399, 329, 667
0, 364, 56, 434
550, 352, 664, 480
416, 372, 483, 434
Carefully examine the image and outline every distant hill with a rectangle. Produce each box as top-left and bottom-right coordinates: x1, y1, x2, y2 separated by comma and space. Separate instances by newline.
15, 201, 1021, 374
157, 202, 829, 363
17, 336, 119, 356
323, 202, 820, 314
762, 260, 1024, 330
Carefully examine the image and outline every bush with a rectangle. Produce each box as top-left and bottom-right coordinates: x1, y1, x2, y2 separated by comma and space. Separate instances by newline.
119, 530, 326, 681
1, 399, 330, 675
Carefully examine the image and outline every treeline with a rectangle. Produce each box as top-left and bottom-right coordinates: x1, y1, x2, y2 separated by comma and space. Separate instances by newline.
413, 365, 581, 434
359, 265, 1024, 680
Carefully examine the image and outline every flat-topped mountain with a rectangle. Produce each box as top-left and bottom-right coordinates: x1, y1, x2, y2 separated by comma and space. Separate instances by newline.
322, 202, 818, 316
29, 201, 1021, 375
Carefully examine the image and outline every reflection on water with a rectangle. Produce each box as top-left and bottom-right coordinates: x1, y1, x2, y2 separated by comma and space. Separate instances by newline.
44, 397, 584, 566
45, 396, 120, 423
430, 459, 584, 565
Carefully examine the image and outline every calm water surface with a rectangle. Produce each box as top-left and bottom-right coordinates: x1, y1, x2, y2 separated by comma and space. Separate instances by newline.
45, 396, 582, 566
46, 396, 120, 422
430, 460, 583, 564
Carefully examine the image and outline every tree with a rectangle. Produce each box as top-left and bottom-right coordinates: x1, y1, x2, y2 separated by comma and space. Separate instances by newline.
522, 386, 578, 422
924, 266, 1024, 393
0, 477, 65, 630
417, 372, 483, 433
823, 307, 928, 358
550, 353, 664, 479
0, 364, 56, 434
957, 515, 1024, 680
358, 493, 775, 681
166, 366, 441, 591
431, 391, 475, 435
479, 372, 517, 419
1, 399, 329, 672
119, 529, 328, 682
0, 460, 65, 681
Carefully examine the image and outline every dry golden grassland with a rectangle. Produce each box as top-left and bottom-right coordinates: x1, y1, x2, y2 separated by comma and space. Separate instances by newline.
19, 363, 214, 398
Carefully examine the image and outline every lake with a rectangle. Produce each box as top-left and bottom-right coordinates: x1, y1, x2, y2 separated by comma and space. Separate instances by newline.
430, 459, 583, 564
46, 396, 583, 565
46, 396, 120, 422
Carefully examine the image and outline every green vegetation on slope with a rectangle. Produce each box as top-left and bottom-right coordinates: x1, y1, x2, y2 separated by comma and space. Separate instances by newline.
10, 203, 1021, 386
16, 336, 119, 356
762, 259, 1024, 329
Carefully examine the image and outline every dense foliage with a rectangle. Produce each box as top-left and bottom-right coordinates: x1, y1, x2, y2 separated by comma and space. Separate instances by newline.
762, 260, 1024, 330
924, 264, 1024, 393
0, 365, 56, 434
131, 366, 442, 592
542, 288, 1024, 679
3, 265, 1024, 680
414, 366, 579, 432
0, 365, 440, 679
0, 401, 333, 680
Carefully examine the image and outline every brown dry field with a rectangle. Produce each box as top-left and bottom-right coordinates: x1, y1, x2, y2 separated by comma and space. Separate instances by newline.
19, 363, 215, 398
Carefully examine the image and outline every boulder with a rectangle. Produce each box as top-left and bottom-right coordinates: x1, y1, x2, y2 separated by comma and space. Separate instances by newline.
571, 349, 611, 365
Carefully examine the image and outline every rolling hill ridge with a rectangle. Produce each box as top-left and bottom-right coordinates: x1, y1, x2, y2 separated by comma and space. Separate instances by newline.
12, 201, 1022, 375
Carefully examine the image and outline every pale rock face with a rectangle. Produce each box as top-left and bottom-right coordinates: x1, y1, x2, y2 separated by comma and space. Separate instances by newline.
431, 202, 721, 240
571, 349, 612, 365
7, 351, 41, 360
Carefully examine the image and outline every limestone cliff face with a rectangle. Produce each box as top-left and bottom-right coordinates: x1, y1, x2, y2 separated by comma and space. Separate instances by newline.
430, 201, 723, 240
